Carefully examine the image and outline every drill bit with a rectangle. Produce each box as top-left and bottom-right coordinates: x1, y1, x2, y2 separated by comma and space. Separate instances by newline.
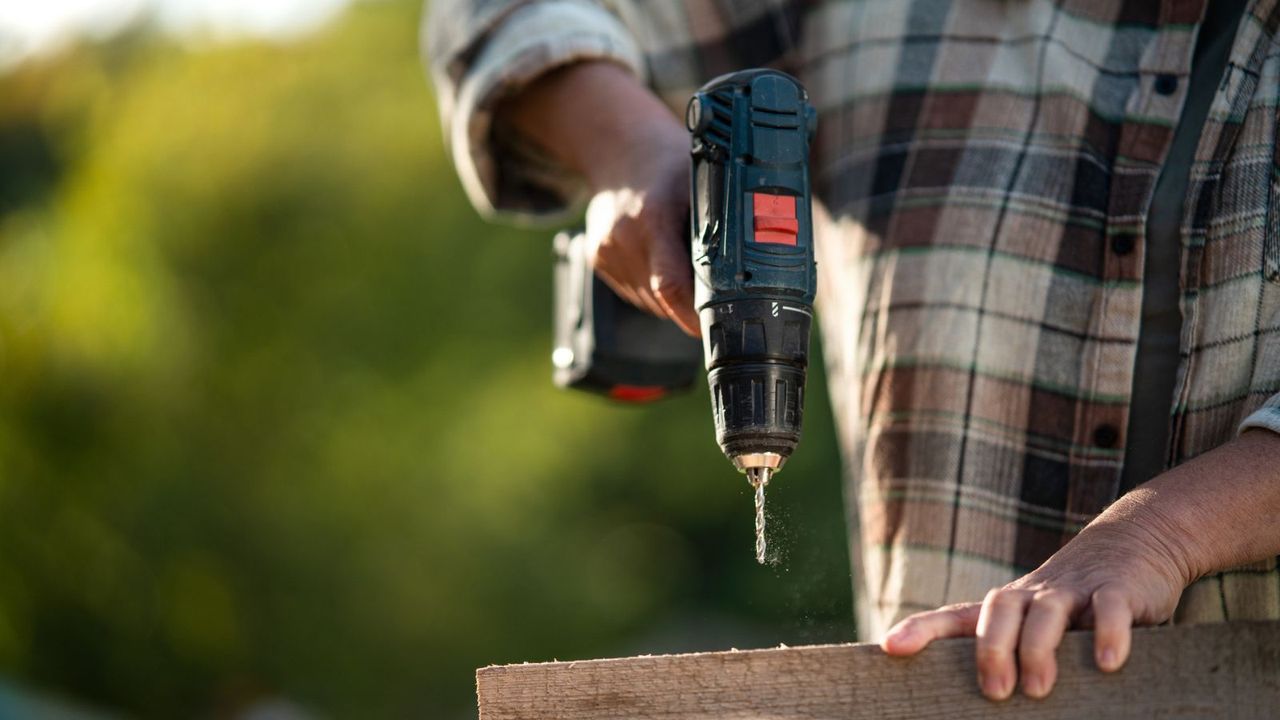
746, 467, 772, 564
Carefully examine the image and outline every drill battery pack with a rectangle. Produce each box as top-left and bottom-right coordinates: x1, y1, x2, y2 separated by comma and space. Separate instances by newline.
551, 230, 702, 403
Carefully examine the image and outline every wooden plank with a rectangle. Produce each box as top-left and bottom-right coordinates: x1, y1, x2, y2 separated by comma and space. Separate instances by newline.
477, 620, 1280, 719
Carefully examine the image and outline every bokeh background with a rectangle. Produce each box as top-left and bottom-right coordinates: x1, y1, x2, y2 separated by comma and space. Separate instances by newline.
0, 1, 853, 716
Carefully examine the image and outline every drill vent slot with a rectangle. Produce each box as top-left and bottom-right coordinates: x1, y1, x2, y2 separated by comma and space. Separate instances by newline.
751, 379, 765, 425
709, 325, 727, 363
783, 320, 802, 358
703, 90, 734, 147
751, 107, 799, 130
742, 320, 767, 355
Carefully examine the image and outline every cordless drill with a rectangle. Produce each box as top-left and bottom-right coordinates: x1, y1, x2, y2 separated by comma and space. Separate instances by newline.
553, 68, 816, 491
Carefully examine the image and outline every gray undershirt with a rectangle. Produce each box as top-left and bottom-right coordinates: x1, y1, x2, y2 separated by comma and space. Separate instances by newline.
1121, 0, 1249, 490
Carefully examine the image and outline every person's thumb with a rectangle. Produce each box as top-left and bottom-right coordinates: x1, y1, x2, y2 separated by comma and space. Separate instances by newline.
649, 226, 699, 337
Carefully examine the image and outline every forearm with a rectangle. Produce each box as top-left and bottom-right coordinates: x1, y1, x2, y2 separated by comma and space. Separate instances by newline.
1086, 429, 1280, 584
501, 61, 686, 190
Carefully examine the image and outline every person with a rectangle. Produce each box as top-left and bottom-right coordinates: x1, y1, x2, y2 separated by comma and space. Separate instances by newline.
426, 0, 1280, 701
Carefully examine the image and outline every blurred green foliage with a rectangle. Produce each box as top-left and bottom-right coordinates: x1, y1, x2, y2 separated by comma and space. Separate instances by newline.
0, 1, 851, 717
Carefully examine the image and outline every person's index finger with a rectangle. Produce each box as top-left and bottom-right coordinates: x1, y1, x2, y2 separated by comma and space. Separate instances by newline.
648, 227, 700, 336
650, 275, 699, 337
881, 603, 980, 656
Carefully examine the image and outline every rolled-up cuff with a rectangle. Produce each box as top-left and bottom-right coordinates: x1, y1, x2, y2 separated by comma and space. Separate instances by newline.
451, 1, 647, 226
1239, 392, 1280, 435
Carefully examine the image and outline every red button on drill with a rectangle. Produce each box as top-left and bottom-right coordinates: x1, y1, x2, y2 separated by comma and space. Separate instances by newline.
752, 193, 798, 246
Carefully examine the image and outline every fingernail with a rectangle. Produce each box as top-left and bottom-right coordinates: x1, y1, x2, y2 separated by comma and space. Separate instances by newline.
1023, 673, 1044, 698
981, 672, 1005, 699
1099, 647, 1118, 671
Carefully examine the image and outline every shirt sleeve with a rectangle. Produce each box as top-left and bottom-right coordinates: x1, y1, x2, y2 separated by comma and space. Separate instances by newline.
423, 0, 648, 226
1239, 392, 1280, 435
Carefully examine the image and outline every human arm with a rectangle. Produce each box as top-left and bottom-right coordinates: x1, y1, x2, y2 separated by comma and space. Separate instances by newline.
424, 0, 699, 335
502, 62, 699, 335
426, 0, 647, 221
880, 429, 1280, 700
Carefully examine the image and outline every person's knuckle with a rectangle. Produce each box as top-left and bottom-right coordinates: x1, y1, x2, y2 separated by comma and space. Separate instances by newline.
938, 602, 979, 620
1091, 586, 1126, 607
986, 588, 1024, 610
631, 199, 669, 230
1018, 614, 1059, 640
1094, 628, 1122, 647
1019, 623, 1057, 650
895, 616, 924, 634
592, 232, 620, 259
976, 629, 1011, 651
913, 611, 948, 628
1033, 588, 1075, 611
652, 278, 685, 299
634, 204, 664, 228
1019, 646, 1053, 670
922, 610, 953, 627
609, 214, 641, 241
975, 644, 1009, 670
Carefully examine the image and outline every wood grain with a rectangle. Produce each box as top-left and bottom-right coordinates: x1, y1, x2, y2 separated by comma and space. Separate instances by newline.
477, 620, 1280, 719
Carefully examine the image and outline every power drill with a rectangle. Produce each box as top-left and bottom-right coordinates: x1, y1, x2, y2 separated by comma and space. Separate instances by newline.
553, 69, 816, 519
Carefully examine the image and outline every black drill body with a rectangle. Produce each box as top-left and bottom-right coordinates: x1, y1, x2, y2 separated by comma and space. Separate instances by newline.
552, 68, 816, 481
687, 70, 817, 478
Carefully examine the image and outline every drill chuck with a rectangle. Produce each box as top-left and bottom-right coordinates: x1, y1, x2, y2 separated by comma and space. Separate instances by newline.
704, 298, 810, 473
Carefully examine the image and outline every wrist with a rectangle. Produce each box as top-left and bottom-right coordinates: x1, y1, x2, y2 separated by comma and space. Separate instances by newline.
1086, 497, 1200, 588
1102, 431, 1280, 584
503, 61, 686, 192
582, 119, 687, 192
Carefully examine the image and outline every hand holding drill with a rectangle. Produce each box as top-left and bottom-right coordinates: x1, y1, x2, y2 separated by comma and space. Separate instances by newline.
505, 62, 699, 335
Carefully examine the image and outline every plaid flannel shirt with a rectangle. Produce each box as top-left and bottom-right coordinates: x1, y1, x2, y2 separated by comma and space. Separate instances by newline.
426, 0, 1280, 639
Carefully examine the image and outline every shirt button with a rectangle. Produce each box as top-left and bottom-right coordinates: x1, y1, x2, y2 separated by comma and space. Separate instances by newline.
1154, 74, 1179, 95
1111, 233, 1136, 255
1093, 424, 1120, 449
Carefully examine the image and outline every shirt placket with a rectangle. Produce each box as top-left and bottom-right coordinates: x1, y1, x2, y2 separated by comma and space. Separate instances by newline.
1066, 0, 1205, 523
